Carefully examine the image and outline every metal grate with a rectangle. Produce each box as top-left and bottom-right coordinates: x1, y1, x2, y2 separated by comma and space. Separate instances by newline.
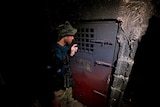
75, 27, 95, 53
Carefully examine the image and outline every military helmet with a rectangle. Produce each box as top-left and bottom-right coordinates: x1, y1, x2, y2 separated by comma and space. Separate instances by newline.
56, 21, 77, 38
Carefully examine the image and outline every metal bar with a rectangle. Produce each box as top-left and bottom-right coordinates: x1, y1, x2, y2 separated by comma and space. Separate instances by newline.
90, 39, 113, 46
95, 60, 112, 67
93, 90, 106, 98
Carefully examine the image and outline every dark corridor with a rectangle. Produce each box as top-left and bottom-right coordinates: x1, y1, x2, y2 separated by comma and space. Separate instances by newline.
1, 1, 160, 106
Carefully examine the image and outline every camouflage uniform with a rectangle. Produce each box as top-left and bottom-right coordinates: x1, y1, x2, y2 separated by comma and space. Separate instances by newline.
54, 87, 73, 107
54, 87, 86, 107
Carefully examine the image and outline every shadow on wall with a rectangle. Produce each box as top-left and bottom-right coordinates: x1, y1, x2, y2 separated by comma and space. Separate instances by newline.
123, 15, 160, 106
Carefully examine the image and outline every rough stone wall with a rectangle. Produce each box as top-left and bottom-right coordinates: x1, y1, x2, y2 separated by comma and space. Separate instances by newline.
47, 0, 120, 25
108, 0, 154, 107
73, 0, 120, 20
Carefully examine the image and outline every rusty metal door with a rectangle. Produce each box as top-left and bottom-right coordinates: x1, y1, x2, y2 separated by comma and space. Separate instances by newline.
70, 21, 118, 107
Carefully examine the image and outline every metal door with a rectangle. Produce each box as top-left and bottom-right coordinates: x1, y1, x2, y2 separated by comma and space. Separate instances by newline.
70, 21, 118, 107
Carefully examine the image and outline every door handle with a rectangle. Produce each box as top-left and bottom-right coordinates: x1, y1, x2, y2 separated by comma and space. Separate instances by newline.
90, 39, 113, 46
95, 60, 112, 67
93, 90, 106, 98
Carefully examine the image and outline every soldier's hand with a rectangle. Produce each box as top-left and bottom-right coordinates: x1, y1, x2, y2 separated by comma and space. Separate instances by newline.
70, 44, 78, 56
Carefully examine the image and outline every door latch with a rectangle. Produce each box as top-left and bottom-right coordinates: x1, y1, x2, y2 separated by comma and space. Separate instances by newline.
95, 60, 112, 67
90, 39, 112, 46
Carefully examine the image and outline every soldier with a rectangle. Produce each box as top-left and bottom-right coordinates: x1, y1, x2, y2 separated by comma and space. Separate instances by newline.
46, 21, 78, 107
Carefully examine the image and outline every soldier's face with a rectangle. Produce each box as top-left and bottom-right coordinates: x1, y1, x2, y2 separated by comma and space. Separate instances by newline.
65, 35, 74, 45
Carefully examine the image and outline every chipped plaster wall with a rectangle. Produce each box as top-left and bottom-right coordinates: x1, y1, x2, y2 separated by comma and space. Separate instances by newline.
109, 1, 154, 106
